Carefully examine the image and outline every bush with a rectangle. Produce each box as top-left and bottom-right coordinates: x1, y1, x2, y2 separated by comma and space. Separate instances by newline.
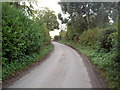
78, 26, 117, 52
60, 25, 119, 88
2, 3, 50, 63
2, 3, 51, 80
98, 28, 116, 52
78, 28, 98, 46
53, 35, 59, 41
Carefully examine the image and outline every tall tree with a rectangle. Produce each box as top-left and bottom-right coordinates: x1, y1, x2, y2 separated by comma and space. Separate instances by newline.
58, 2, 118, 40
37, 8, 59, 31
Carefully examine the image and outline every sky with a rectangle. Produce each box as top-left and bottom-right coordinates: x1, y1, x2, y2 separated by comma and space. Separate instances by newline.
36, 0, 61, 15
33, 0, 65, 38
32, 0, 115, 38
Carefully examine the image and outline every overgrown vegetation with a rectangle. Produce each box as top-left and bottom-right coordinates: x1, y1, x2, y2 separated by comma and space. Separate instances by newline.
59, 27, 119, 88
58, 2, 119, 88
2, 2, 58, 81
3, 45, 53, 80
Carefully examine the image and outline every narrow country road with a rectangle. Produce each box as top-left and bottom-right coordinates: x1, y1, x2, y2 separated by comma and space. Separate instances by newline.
9, 41, 102, 88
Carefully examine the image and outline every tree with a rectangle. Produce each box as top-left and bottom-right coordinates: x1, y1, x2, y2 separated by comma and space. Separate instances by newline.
37, 8, 59, 31
9, 1, 35, 17
58, 2, 118, 41
59, 30, 67, 40
59, 2, 117, 28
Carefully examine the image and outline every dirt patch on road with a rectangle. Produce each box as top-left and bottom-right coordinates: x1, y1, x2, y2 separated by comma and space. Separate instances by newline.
2, 44, 54, 88
60, 42, 107, 88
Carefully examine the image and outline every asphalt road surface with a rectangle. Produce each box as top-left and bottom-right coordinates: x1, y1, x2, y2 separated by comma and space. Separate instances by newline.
9, 42, 102, 88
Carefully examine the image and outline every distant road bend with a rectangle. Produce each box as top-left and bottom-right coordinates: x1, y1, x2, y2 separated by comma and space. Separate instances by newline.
9, 41, 104, 88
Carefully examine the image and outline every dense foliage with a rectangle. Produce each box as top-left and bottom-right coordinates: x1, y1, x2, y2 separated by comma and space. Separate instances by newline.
2, 3, 49, 63
58, 2, 118, 41
58, 2, 119, 88
60, 37, 119, 88
2, 3, 56, 80
36, 8, 59, 31
53, 35, 59, 41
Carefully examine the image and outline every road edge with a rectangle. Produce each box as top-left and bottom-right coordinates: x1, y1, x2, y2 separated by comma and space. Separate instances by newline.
59, 42, 107, 88
2, 43, 54, 88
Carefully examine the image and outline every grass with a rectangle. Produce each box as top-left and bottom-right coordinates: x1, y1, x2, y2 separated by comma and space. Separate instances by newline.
59, 40, 119, 88
2, 44, 53, 81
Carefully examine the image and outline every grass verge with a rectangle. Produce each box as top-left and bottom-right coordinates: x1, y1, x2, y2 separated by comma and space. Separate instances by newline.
59, 40, 119, 88
2, 44, 53, 81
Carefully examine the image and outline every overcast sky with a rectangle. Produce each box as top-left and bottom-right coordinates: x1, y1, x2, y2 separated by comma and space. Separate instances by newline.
33, 0, 67, 38
37, 0, 61, 14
